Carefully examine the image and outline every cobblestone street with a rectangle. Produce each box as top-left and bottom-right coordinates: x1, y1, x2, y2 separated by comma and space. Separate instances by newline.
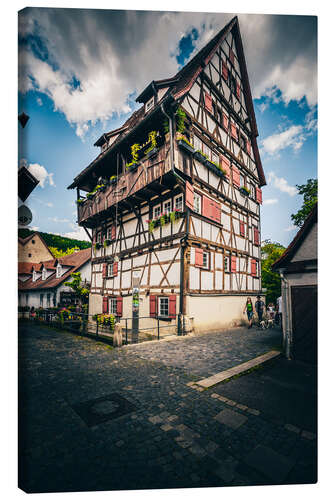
18, 323, 316, 493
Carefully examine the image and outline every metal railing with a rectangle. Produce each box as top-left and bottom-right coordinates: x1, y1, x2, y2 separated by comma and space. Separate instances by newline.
19, 309, 185, 346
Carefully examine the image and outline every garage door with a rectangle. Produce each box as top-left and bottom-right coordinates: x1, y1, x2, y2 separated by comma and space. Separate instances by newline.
291, 285, 317, 364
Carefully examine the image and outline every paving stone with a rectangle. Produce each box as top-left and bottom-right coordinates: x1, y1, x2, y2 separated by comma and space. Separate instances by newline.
244, 445, 295, 483
284, 423, 300, 434
224, 399, 237, 407
188, 445, 207, 458
214, 409, 248, 429
148, 416, 163, 425
161, 424, 173, 432
247, 408, 260, 416
236, 404, 248, 411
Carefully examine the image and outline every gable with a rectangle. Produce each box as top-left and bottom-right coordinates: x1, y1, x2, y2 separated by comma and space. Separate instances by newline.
18, 234, 54, 262
291, 222, 317, 263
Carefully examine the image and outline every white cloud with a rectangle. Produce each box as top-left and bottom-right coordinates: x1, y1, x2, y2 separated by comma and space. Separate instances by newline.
63, 226, 90, 241
36, 97, 43, 106
267, 172, 297, 196
263, 198, 278, 205
32, 196, 53, 208
305, 107, 318, 132
285, 225, 297, 232
261, 125, 305, 156
27, 162, 55, 188
48, 216, 70, 223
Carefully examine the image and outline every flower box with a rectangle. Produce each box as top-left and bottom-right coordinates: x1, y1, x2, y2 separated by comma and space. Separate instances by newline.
194, 150, 208, 164
86, 192, 95, 200
126, 162, 140, 172
76, 198, 86, 204
239, 186, 250, 196
109, 176, 117, 185
205, 159, 227, 178
145, 147, 159, 159
177, 138, 195, 154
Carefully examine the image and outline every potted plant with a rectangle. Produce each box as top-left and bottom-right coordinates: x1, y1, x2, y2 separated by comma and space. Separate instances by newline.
176, 135, 195, 154
76, 198, 86, 204
103, 238, 111, 248
109, 175, 117, 185
194, 149, 209, 165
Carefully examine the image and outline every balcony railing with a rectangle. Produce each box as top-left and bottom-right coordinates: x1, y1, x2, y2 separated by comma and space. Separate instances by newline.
77, 143, 171, 225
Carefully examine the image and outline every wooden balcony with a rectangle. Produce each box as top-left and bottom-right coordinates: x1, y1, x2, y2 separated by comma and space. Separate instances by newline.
77, 144, 173, 227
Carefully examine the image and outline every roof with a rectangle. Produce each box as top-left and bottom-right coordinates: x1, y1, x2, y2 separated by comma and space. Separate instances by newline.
68, 16, 265, 189
18, 262, 36, 274
272, 203, 318, 271
18, 248, 91, 291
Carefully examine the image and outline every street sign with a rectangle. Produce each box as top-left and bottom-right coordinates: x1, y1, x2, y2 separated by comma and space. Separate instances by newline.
18, 205, 32, 226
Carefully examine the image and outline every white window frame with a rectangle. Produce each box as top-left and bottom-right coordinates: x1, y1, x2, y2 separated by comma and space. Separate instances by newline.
193, 193, 201, 214
158, 296, 169, 318
145, 96, 155, 114
153, 205, 161, 219
193, 135, 202, 152
224, 256, 230, 273
239, 173, 245, 188
56, 264, 62, 278
40, 294, 44, 307
107, 227, 113, 240
203, 142, 211, 158
109, 297, 117, 315
163, 199, 172, 215
211, 152, 219, 165
202, 251, 210, 270
174, 194, 183, 211
32, 270, 37, 282
250, 183, 256, 199
97, 232, 102, 244
42, 269, 47, 281
108, 263, 115, 278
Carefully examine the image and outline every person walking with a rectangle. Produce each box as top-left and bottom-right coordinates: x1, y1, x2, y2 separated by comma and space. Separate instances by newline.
255, 295, 265, 324
267, 302, 275, 320
243, 297, 254, 328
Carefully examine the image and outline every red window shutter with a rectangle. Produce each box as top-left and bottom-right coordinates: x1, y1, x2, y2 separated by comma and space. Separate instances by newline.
102, 263, 107, 278
116, 296, 123, 317
204, 92, 213, 113
251, 259, 257, 277
222, 61, 228, 81
186, 181, 194, 210
213, 202, 221, 224
256, 187, 262, 204
111, 224, 116, 239
220, 155, 230, 178
253, 227, 259, 246
195, 248, 203, 267
149, 295, 156, 317
202, 196, 211, 219
229, 48, 234, 64
169, 295, 177, 319
222, 113, 229, 131
230, 255, 237, 273
246, 140, 251, 155
236, 82, 240, 99
231, 123, 238, 141
240, 221, 245, 237
232, 166, 240, 187
113, 261, 118, 276
102, 296, 108, 313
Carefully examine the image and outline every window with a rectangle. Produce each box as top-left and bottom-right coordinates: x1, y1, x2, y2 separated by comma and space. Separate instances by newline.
47, 293, 51, 307
158, 297, 169, 317
145, 96, 154, 113
224, 256, 230, 272
40, 294, 44, 307
211, 152, 219, 165
250, 183, 256, 199
163, 200, 172, 215
174, 195, 183, 211
240, 135, 246, 150
56, 264, 62, 278
42, 269, 47, 280
108, 264, 114, 277
109, 297, 117, 315
239, 174, 245, 188
203, 142, 210, 158
28, 253, 32, 258
230, 75, 237, 95
193, 135, 202, 152
202, 251, 210, 270
32, 239, 35, 244
97, 232, 102, 244
25, 294, 29, 305
193, 193, 201, 214
32, 270, 37, 282
153, 205, 161, 218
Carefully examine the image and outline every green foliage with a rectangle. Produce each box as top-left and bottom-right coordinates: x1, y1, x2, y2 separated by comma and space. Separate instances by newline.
93, 313, 116, 331
18, 229, 91, 253
176, 107, 187, 133
291, 179, 318, 227
261, 240, 286, 304
131, 143, 140, 162
49, 246, 80, 258
64, 272, 89, 305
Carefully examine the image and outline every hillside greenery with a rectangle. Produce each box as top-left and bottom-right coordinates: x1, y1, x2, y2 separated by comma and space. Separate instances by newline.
18, 228, 91, 256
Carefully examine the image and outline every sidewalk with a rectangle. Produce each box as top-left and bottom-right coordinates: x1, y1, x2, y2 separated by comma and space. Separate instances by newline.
18, 323, 316, 493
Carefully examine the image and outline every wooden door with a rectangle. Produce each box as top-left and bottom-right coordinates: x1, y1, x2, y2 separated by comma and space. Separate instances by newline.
291, 285, 317, 364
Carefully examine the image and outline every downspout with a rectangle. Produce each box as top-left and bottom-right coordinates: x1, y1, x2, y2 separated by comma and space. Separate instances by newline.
161, 102, 174, 173
279, 269, 292, 360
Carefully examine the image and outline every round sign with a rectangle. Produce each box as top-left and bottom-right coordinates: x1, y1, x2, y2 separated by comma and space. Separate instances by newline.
18, 205, 32, 226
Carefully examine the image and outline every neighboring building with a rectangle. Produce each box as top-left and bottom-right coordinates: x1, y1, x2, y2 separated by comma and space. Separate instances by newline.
68, 16, 266, 333
18, 232, 54, 263
272, 204, 317, 364
18, 248, 91, 309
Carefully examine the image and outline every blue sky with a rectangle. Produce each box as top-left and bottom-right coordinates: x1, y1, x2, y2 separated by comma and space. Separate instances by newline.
18, 9, 317, 247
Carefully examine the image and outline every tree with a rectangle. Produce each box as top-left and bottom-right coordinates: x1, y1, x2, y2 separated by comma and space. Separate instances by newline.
64, 272, 89, 308
291, 179, 317, 228
261, 240, 285, 305
49, 246, 80, 258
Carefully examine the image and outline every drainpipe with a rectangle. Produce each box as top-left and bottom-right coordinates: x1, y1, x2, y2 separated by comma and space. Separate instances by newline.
279, 268, 292, 360
161, 103, 175, 173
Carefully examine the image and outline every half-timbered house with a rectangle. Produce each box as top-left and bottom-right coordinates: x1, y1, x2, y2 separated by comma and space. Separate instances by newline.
68, 16, 266, 334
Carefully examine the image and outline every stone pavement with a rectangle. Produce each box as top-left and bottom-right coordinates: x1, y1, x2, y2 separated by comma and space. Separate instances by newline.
18, 323, 316, 493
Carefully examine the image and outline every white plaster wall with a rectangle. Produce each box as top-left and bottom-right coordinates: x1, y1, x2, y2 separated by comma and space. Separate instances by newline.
201, 271, 213, 290
291, 223, 317, 262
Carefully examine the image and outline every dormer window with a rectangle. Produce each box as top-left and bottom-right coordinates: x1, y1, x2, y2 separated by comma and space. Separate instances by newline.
42, 269, 47, 280
56, 264, 62, 278
32, 270, 37, 282
145, 96, 154, 114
